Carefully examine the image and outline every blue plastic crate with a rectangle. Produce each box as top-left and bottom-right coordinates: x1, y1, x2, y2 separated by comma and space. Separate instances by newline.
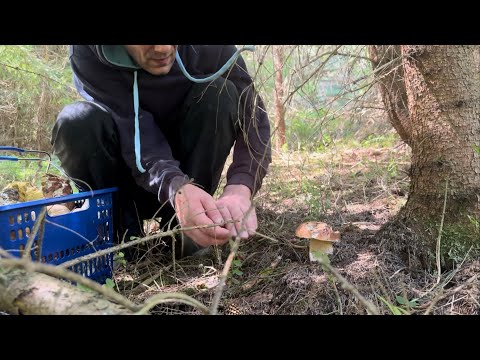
0, 187, 118, 284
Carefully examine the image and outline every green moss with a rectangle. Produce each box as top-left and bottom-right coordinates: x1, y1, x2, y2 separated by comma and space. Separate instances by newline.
183, 287, 197, 296
428, 217, 480, 268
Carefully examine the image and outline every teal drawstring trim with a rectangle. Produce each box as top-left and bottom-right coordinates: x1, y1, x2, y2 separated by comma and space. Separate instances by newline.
133, 45, 255, 173
133, 70, 146, 173
175, 45, 255, 83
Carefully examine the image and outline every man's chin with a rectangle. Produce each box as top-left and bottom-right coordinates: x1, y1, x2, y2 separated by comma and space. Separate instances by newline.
148, 67, 173, 76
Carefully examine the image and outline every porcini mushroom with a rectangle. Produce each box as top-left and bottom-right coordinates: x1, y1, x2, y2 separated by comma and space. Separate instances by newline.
295, 222, 341, 262
47, 204, 71, 217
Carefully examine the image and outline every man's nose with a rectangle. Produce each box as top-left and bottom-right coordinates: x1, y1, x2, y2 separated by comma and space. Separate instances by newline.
153, 45, 174, 54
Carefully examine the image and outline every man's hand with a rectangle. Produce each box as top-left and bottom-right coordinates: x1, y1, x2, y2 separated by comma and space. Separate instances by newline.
174, 183, 257, 247
174, 184, 230, 247
215, 184, 257, 239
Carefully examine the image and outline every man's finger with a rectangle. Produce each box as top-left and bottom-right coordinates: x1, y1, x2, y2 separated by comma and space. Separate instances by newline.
229, 206, 248, 239
244, 207, 258, 236
216, 204, 237, 236
200, 196, 224, 225
189, 210, 230, 239
186, 227, 230, 247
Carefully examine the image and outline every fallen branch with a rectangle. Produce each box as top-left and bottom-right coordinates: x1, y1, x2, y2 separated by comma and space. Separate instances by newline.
0, 257, 137, 311
0, 268, 132, 315
1, 249, 211, 315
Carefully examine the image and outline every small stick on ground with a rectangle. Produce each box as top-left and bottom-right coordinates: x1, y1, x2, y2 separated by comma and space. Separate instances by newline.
315, 256, 380, 315
135, 292, 209, 315
241, 255, 282, 291
435, 178, 449, 285
210, 235, 242, 315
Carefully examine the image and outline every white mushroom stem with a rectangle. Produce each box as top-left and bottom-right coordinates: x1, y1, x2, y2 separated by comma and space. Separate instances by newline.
309, 239, 334, 262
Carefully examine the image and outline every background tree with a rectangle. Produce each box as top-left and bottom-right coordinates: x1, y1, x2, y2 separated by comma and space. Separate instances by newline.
273, 45, 286, 151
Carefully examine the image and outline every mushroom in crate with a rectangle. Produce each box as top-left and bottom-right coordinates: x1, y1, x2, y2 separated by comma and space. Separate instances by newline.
41, 173, 75, 216
1, 182, 43, 203
295, 222, 341, 262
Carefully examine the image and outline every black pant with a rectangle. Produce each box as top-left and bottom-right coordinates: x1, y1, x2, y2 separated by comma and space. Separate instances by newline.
52, 78, 239, 256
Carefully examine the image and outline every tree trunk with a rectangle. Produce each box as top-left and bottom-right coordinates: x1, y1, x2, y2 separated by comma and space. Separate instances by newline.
273, 45, 286, 151
378, 45, 480, 269
0, 268, 132, 315
369, 45, 412, 145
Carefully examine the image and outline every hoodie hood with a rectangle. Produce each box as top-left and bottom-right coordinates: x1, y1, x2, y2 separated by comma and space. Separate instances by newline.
95, 45, 140, 70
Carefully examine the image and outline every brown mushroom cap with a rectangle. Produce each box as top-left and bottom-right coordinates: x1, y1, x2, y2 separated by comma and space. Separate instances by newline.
295, 222, 340, 242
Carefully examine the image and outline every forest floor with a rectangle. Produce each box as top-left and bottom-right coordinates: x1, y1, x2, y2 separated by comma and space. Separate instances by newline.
114, 142, 480, 315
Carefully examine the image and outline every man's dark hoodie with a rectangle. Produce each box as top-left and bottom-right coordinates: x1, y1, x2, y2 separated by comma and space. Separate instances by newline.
69, 45, 271, 204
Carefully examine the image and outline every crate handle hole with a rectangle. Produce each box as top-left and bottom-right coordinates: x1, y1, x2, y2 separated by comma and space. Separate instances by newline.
31, 211, 36, 221
19, 244, 25, 256
71, 199, 90, 213
24, 213, 29, 222
8, 216, 14, 225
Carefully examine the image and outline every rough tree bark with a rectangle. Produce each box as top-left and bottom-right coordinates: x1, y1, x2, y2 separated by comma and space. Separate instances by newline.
273, 45, 286, 151
374, 45, 480, 269
0, 268, 132, 315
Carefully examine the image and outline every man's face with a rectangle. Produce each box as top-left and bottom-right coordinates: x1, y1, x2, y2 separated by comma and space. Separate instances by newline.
124, 45, 178, 75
